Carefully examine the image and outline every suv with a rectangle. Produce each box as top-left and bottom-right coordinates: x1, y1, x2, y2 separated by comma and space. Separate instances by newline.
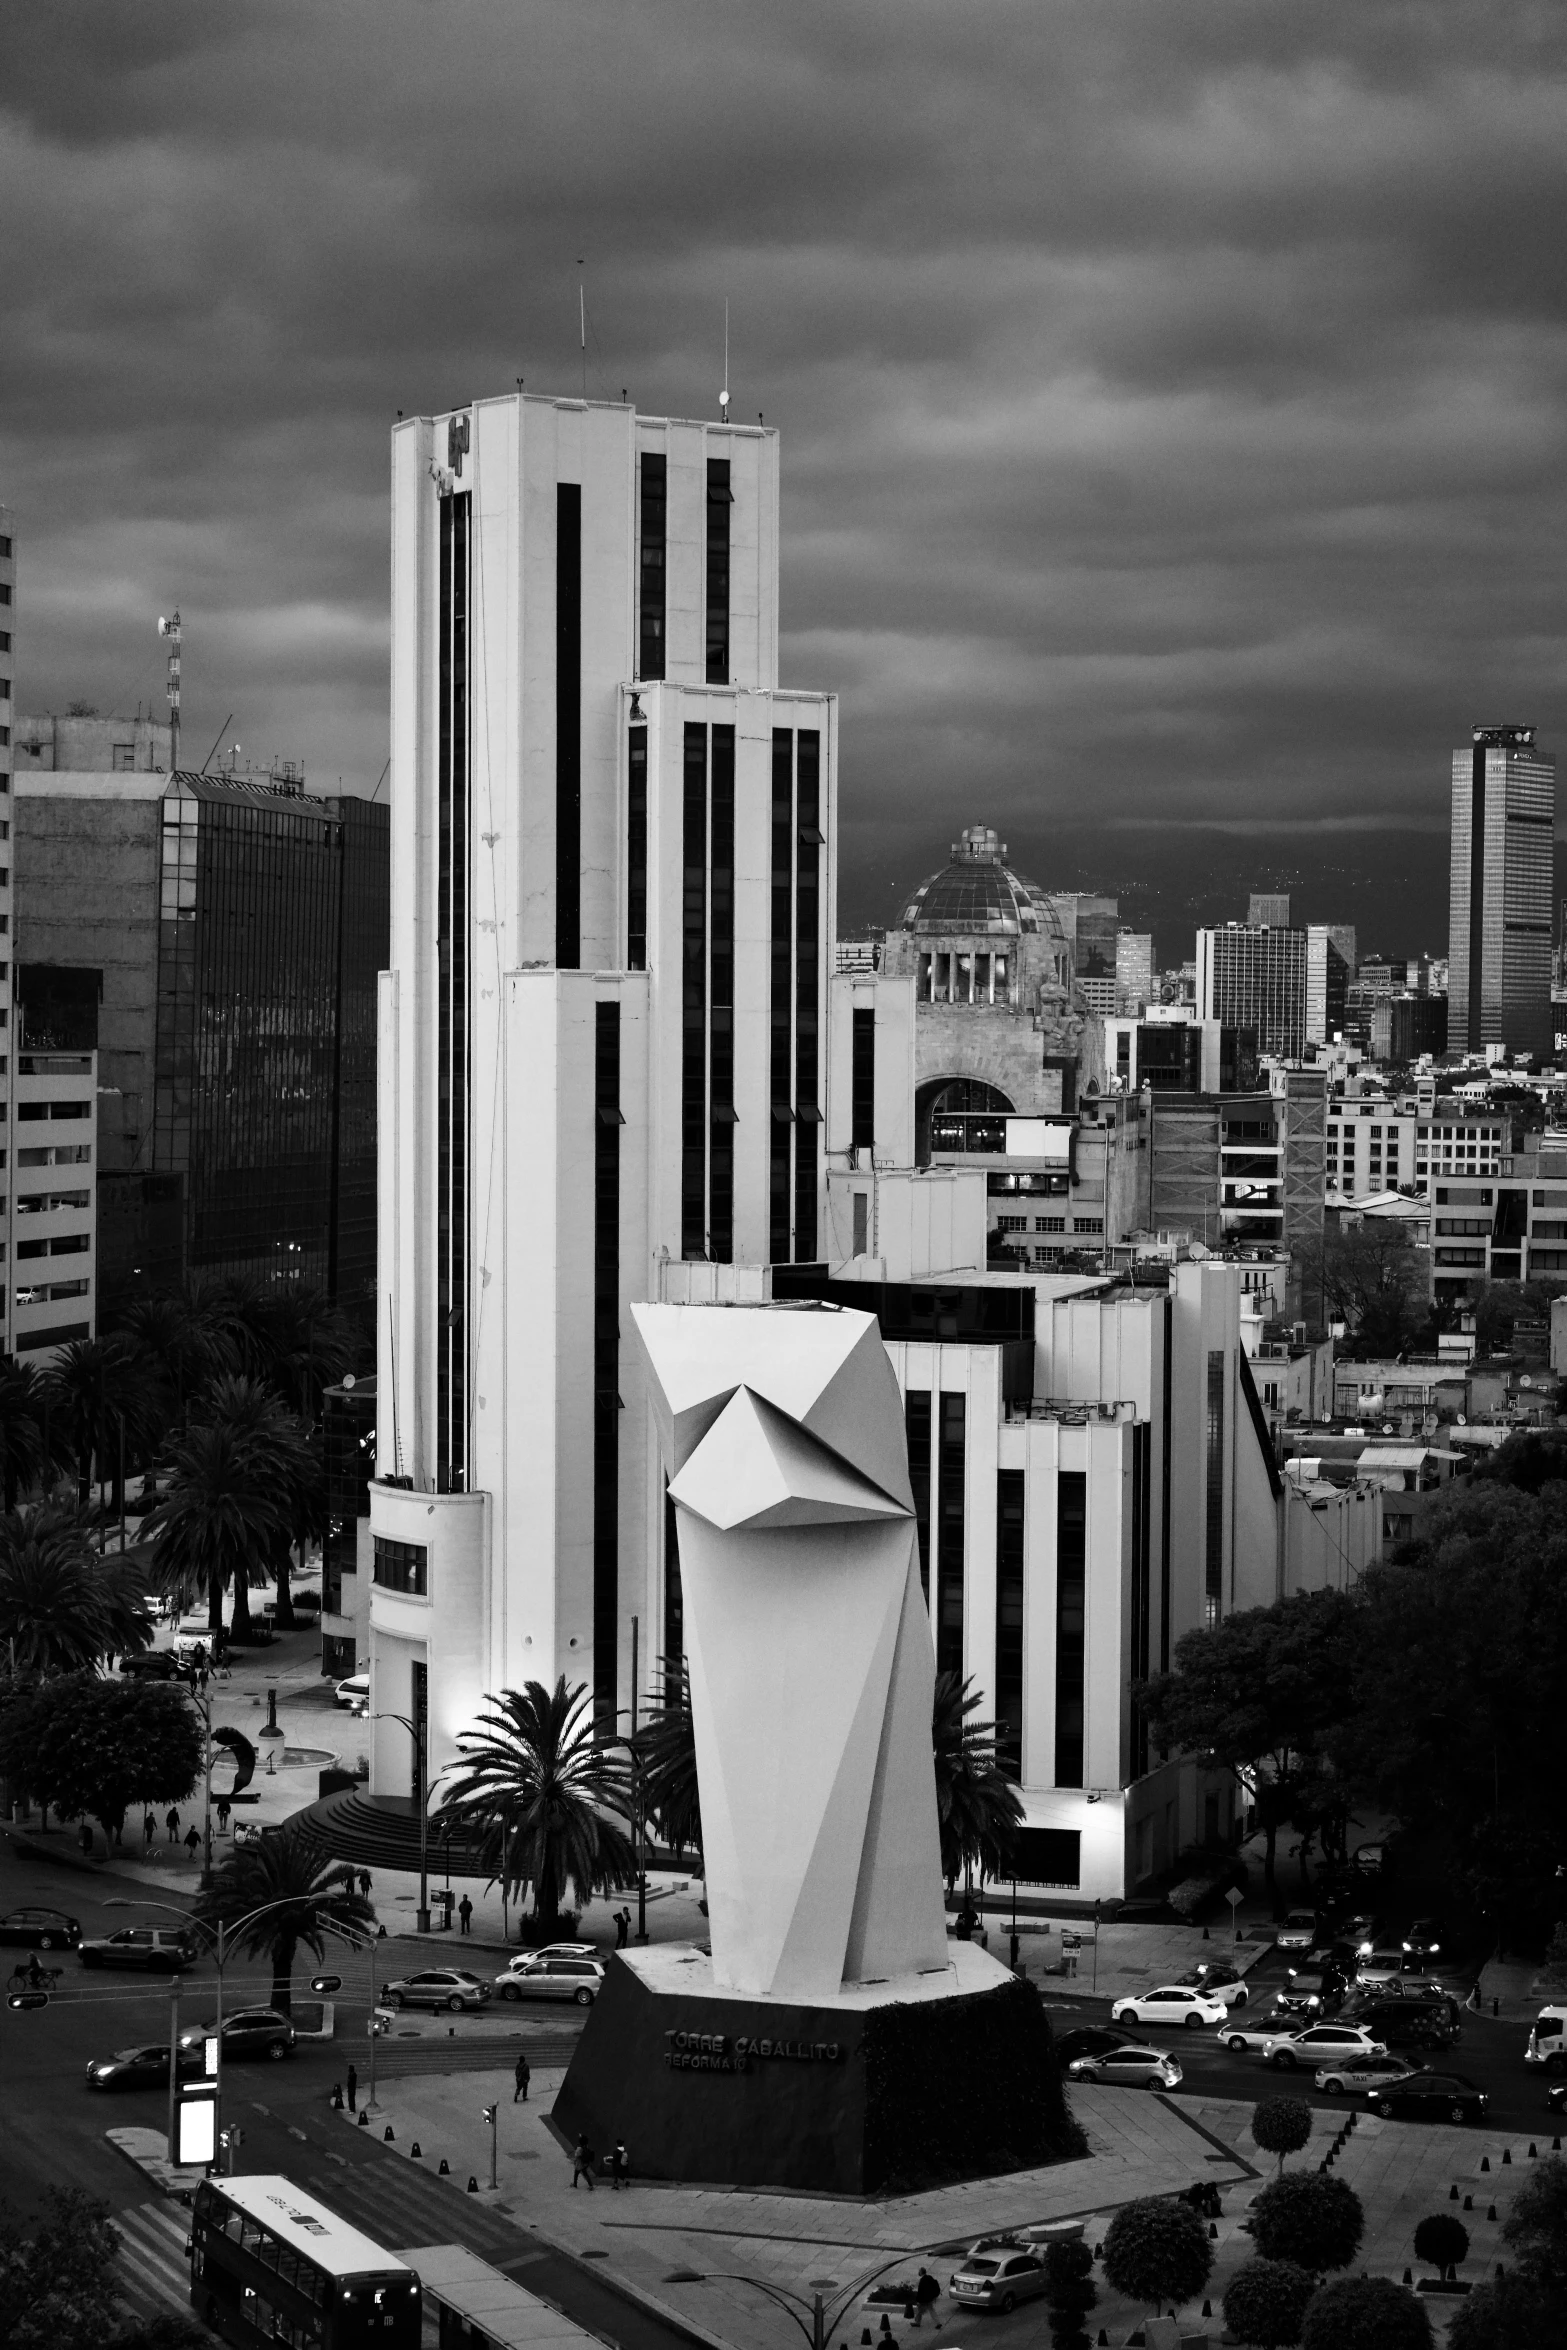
1341, 1994, 1456, 2051
178, 2008, 295, 2063
79, 1926, 198, 1973
494, 1954, 604, 2006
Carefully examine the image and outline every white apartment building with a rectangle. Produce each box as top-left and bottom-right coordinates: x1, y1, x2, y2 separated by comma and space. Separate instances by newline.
1326, 1099, 1505, 1200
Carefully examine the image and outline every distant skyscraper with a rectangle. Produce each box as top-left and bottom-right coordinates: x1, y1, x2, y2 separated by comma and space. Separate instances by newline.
1114, 929, 1155, 1014
1247, 892, 1291, 928
1447, 724, 1554, 1060
1197, 923, 1307, 1058
1304, 924, 1354, 1046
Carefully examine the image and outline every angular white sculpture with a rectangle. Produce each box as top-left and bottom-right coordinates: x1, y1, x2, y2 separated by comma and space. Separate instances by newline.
632, 1301, 951, 2002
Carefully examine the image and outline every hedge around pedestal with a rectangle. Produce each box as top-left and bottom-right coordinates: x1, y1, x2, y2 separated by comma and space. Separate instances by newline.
862, 1974, 1085, 2192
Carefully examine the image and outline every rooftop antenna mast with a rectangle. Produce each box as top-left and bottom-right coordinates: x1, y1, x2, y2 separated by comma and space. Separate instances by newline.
157, 609, 182, 772
578, 259, 586, 402
719, 299, 730, 424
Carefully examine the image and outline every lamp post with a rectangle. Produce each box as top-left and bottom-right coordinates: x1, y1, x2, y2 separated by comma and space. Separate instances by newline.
374, 1711, 432, 1933
318, 1923, 385, 2116
681, 2254, 918, 2350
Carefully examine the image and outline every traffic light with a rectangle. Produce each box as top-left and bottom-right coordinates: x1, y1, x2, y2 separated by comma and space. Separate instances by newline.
481, 2105, 497, 2126
310, 1975, 343, 1995
6, 1991, 48, 2011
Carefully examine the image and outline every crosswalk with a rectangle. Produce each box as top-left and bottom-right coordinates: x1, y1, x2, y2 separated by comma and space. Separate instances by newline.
114, 2199, 196, 2322
305, 2158, 532, 2268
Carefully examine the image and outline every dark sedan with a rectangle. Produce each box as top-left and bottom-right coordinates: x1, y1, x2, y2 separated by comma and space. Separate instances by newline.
1054, 2023, 1148, 2067
0, 1907, 81, 1950
1547, 2080, 1567, 2117
1369, 2070, 1488, 2124
85, 2043, 195, 2092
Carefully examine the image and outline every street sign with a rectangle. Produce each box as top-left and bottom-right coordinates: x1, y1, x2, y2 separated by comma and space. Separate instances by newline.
1225, 1888, 1244, 1909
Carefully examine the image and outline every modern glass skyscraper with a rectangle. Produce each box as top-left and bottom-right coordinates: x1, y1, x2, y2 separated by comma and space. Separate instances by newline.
1447, 725, 1554, 1061
1196, 923, 1306, 1057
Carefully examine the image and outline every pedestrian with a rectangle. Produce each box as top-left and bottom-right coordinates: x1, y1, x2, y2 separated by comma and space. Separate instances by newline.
345, 2063, 357, 2113
513, 2052, 531, 2104
358, 1869, 372, 1899
610, 2140, 628, 2190
913, 2268, 940, 2329
571, 2134, 596, 2191
78, 1823, 94, 1857
184, 1826, 200, 1859
143, 1809, 156, 1851
615, 1909, 629, 1949
215, 1795, 231, 1834
165, 1805, 180, 1845
458, 1894, 473, 1935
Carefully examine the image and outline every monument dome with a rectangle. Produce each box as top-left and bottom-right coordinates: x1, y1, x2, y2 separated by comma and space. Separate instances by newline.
899, 824, 1065, 948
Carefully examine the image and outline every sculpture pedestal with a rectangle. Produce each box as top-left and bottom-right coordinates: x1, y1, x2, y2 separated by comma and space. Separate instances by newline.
552, 1943, 1065, 2196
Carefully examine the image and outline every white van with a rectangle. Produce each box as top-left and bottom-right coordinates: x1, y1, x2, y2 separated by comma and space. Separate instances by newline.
1525, 2007, 1567, 2072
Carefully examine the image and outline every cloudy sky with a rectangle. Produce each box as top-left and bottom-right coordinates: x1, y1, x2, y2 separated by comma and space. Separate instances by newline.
3, 0, 1564, 958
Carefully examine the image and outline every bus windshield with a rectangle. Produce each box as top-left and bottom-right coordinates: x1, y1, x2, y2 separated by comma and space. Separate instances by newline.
191, 2177, 422, 2350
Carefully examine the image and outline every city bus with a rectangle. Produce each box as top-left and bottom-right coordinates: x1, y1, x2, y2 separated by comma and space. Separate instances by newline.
189, 2176, 422, 2349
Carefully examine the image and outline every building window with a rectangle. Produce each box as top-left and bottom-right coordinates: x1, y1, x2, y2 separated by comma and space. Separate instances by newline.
593, 1001, 621, 1721
708, 726, 735, 1261
936, 1392, 965, 1677
995, 1469, 1025, 1781
1054, 1471, 1086, 1787
1130, 1422, 1151, 1777
768, 730, 793, 1262
437, 490, 471, 1493
705, 457, 730, 683
555, 481, 582, 967
638, 452, 666, 681
372, 1537, 428, 1596
663, 1479, 683, 1669
1072, 1216, 1103, 1235
851, 1191, 869, 1257
681, 725, 708, 1260
626, 724, 647, 971
793, 730, 820, 1260
1204, 1350, 1225, 1628
995, 1215, 1027, 1233
851, 1007, 875, 1152
1034, 1215, 1065, 1233
905, 1389, 932, 1605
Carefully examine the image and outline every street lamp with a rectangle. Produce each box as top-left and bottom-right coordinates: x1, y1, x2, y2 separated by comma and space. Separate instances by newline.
315, 1922, 387, 2118
373, 1711, 432, 1933
675, 2255, 919, 2350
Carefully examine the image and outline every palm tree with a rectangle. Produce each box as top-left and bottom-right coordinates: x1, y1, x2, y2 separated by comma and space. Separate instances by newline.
254, 1285, 357, 1422
192, 1830, 374, 2013
46, 1336, 160, 1518
0, 1501, 154, 1676
200, 1377, 323, 1630
436, 1678, 636, 1931
637, 1657, 702, 1861
116, 1279, 239, 1435
932, 1670, 1023, 1895
141, 1420, 288, 1638
0, 1360, 71, 1513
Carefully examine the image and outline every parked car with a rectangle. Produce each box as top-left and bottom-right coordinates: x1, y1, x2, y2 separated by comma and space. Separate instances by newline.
178, 2007, 295, 2063
521, 1942, 598, 1963
379, 1967, 491, 2013
1354, 1949, 1408, 1989
1176, 1961, 1250, 2007
1065, 2046, 1183, 2091
79, 1926, 198, 1973
493, 1954, 604, 2006
948, 2244, 1049, 2315
1111, 1987, 1228, 2030
85, 2043, 193, 2092
1275, 1911, 1318, 1951
0, 1907, 81, 1951
1262, 2024, 1388, 2070
1314, 2052, 1418, 2096
333, 1672, 369, 1711
1053, 2024, 1148, 2067
1368, 2070, 1487, 2124
1525, 2008, 1567, 2074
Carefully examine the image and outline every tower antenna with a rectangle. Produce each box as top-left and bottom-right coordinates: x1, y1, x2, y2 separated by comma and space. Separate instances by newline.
578, 260, 586, 402
157, 609, 182, 771
720, 299, 730, 424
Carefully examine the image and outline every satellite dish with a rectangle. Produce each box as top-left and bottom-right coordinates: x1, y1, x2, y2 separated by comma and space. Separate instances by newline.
1457, 1414, 1467, 1426
1382, 1422, 1395, 1434
1521, 1375, 1533, 1388
1188, 1241, 1209, 1260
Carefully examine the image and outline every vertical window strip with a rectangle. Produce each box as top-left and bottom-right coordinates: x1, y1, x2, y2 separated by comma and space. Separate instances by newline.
936, 1390, 965, 1677
1204, 1349, 1225, 1628
1130, 1423, 1151, 1779
626, 725, 647, 971
769, 730, 794, 1262
592, 1001, 621, 1724
663, 1480, 683, 1675
555, 482, 581, 968
437, 491, 471, 1493
995, 1468, 1025, 1781
850, 1007, 875, 1152
1054, 1471, 1087, 1787
1159, 1298, 1173, 1673
708, 726, 735, 1261
680, 724, 708, 1260
705, 457, 730, 684
638, 453, 666, 682
905, 1390, 932, 1604
793, 729, 820, 1260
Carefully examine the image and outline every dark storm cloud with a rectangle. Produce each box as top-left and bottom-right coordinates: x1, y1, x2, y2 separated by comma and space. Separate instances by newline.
1, 1, 1564, 950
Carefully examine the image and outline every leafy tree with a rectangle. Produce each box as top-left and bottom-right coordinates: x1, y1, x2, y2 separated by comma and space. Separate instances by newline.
0, 2185, 124, 2350
1413, 2213, 1469, 2277
1099, 2196, 1212, 2316
142, 1417, 289, 1637
1447, 2273, 1566, 2350
1138, 1591, 1357, 1903
436, 1678, 635, 1929
1297, 1219, 1429, 1355
114, 2322, 210, 2350
1249, 2173, 1364, 2275
193, 1830, 374, 2013
1223, 2258, 1314, 2349
0, 1361, 72, 1514
1041, 2237, 1096, 2350
637, 1657, 701, 1859
1501, 2152, 1567, 2296
1252, 2096, 1313, 2177
1299, 2274, 1431, 2350
932, 1670, 1022, 1892
0, 1503, 152, 1675
1470, 1426, 1567, 1495
0, 1672, 200, 1845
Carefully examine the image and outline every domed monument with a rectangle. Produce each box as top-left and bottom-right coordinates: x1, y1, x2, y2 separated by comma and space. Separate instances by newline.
879, 824, 1105, 1151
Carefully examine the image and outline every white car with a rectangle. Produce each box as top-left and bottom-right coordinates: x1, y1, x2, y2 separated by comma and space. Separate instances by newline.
1315, 2052, 1417, 2096
1222, 2018, 1293, 2054
1275, 1910, 1319, 1951
1355, 1949, 1407, 1989
1066, 2046, 1183, 2090
1111, 1987, 1229, 2030
1262, 2023, 1387, 2071
334, 1672, 369, 1711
